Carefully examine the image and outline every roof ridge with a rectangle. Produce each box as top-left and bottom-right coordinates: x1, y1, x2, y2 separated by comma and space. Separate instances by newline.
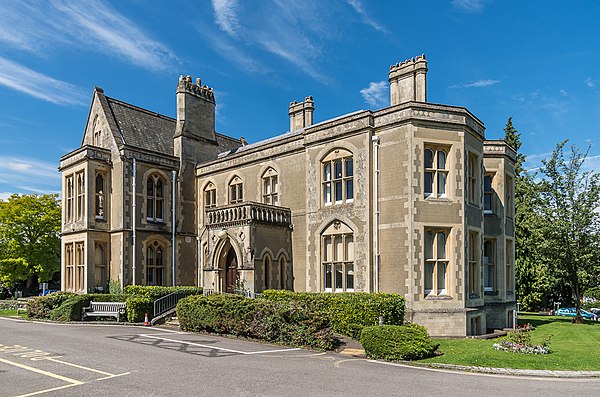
105, 95, 176, 122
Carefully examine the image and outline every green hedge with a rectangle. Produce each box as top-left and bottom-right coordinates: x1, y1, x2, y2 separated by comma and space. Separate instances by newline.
360, 324, 439, 361
177, 294, 335, 350
260, 290, 405, 337
26, 286, 203, 322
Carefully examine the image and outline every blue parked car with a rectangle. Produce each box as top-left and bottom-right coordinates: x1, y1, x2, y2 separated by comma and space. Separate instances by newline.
556, 307, 598, 320
39, 289, 58, 297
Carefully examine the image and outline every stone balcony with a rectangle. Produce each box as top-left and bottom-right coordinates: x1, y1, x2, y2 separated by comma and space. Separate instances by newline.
205, 201, 292, 229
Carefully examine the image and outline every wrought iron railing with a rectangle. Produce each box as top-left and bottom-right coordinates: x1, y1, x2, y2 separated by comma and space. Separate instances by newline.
153, 291, 192, 317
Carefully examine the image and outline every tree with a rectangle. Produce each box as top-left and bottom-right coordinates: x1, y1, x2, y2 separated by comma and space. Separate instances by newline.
0, 194, 61, 289
537, 141, 600, 322
504, 118, 549, 310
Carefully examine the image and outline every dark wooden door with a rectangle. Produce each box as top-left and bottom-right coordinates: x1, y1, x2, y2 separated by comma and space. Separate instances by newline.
225, 249, 238, 293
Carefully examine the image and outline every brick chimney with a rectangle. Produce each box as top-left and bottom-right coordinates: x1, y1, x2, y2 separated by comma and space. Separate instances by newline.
388, 55, 428, 105
175, 75, 216, 142
288, 96, 314, 132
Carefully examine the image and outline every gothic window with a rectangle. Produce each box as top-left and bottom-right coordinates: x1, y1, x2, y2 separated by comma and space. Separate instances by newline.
75, 242, 85, 292
505, 175, 514, 218
264, 255, 271, 290
483, 239, 496, 292
147, 174, 165, 222
262, 168, 279, 205
94, 243, 106, 291
229, 176, 243, 204
92, 115, 102, 146
468, 231, 480, 298
279, 256, 286, 290
484, 174, 494, 214
424, 229, 449, 296
321, 221, 354, 292
66, 175, 74, 222
322, 149, 353, 206
467, 152, 479, 204
146, 242, 165, 286
65, 244, 74, 291
424, 147, 449, 198
76, 172, 85, 219
204, 182, 217, 209
95, 173, 105, 219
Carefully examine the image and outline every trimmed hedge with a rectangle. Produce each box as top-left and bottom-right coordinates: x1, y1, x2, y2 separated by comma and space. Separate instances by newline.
27, 286, 203, 322
260, 290, 405, 337
360, 323, 439, 361
177, 294, 335, 350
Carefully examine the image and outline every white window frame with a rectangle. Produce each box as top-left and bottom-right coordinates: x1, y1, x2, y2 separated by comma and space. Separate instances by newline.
424, 229, 450, 296
424, 146, 449, 199
322, 150, 354, 206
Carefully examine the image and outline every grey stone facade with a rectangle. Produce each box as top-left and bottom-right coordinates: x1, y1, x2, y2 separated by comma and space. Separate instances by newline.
59, 56, 515, 336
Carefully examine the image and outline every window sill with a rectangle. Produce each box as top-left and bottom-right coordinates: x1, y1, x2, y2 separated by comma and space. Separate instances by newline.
424, 294, 453, 300
484, 290, 499, 296
424, 196, 452, 203
468, 293, 480, 299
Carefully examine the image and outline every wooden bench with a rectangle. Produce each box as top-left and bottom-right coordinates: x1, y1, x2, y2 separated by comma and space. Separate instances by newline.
16, 298, 32, 314
82, 301, 126, 322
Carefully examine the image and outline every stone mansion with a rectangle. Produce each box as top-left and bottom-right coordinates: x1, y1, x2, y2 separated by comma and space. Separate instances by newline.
59, 55, 516, 336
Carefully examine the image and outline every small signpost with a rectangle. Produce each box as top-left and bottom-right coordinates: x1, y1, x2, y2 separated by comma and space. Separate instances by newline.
39, 283, 48, 296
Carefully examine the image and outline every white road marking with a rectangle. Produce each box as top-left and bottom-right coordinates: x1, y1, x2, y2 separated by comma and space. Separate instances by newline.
45, 357, 115, 376
16, 383, 80, 397
138, 334, 301, 355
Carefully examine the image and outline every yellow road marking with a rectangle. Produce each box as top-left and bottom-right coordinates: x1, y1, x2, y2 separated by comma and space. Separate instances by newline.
0, 357, 83, 385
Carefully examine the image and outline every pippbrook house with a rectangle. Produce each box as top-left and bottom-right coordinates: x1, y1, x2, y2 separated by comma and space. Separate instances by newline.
59, 55, 516, 336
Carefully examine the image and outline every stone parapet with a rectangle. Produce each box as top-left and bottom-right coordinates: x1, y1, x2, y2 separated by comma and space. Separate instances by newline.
205, 202, 292, 229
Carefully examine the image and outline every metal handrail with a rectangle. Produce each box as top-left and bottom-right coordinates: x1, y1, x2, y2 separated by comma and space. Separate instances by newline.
153, 291, 191, 317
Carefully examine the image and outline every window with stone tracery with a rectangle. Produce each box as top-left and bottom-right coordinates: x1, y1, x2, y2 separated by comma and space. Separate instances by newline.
146, 174, 165, 222
322, 149, 353, 206
321, 221, 354, 292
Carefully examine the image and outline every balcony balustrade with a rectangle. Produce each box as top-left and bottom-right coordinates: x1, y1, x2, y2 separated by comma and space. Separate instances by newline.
205, 201, 292, 228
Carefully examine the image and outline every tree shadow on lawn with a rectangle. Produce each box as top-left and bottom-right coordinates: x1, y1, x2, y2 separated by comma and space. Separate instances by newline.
520, 314, 600, 328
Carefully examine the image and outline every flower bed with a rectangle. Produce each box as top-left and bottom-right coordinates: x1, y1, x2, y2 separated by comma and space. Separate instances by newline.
492, 324, 552, 355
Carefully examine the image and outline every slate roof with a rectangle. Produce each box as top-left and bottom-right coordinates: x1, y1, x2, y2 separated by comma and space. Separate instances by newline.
105, 96, 176, 155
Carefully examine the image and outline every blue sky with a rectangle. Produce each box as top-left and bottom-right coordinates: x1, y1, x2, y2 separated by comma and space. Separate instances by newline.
1, 0, 599, 199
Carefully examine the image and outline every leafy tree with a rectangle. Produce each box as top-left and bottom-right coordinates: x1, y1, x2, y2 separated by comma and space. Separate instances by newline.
0, 194, 61, 289
504, 118, 548, 310
537, 141, 600, 322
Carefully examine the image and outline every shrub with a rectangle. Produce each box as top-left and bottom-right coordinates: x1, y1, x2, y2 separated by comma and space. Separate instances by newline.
177, 294, 335, 350
260, 290, 405, 336
360, 323, 439, 361
125, 296, 153, 323
49, 294, 126, 321
27, 292, 76, 319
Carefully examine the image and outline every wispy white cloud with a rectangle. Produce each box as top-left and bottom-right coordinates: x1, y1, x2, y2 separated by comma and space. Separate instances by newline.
0, 192, 13, 201
205, 0, 334, 83
559, 89, 568, 96
450, 79, 500, 88
0, 156, 61, 198
212, 0, 240, 37
360, 81, 388, 107
347, 0, 388, 33
0, 0, 177, 72
452, 0, 485, 13
585, 77, 596, 87
0, 56, 87, 106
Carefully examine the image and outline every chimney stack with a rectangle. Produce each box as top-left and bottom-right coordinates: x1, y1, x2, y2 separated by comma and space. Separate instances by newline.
175, 75, 216, 142
388, 55, 428, 106
288, 96, 314, 132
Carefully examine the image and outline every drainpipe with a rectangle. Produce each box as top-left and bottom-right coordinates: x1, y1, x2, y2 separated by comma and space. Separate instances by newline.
172, 170, 176, 287
372, 135, 380, 293
132, 157, 137, 286
197, 236, 201, 288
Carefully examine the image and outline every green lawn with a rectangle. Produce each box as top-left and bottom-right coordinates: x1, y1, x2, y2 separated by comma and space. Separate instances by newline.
419, 314, 600, 370
0, 309, 27, 318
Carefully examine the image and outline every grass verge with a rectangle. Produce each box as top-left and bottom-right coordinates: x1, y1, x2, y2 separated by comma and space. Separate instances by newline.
0, 309, 27, 318
418, 314, 600, 371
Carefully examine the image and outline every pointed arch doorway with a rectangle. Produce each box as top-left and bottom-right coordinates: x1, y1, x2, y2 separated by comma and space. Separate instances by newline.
225, 247, 238, 293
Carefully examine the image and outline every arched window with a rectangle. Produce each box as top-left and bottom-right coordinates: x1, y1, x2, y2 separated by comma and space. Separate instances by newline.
66, 175, 74, 222
95, 173, 105, 219
76, 172, 85, 219
146, 242, 165, 286
92, 115, 102, 146
65, 244, 74, 290
229, 176, 243, 204
279, 256, 286, 289
204, 182, 217, 208
75, 242, 85, 292
147, 174, 165, 222
321, 221, 354, 292
94, 243, 106, 291
263, 255, 271, 290
262, 168, 279, 205
322, 149, 353, 206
